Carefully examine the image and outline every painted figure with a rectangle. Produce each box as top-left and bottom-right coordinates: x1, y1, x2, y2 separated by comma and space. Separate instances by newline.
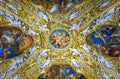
32, 0, 82, 13
87, 26, 120, 57
50, 30, 70, 48
38, 65, 86, 79
0, 26, 33, 59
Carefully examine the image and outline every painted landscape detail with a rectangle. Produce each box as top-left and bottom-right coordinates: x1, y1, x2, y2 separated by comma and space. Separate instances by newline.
87, 25, 120, 57
50, 30, 70, 48
0, 27, 33, 59
38, 65, 86, 79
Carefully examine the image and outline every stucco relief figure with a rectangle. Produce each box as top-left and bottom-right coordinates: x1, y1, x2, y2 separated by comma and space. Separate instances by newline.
0, 27, 33, 59
87, 26, 120, 57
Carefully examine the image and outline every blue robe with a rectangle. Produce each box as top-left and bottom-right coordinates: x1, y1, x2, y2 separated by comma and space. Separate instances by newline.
101, 27, 115, 38
6, 47, 18, 59
0, 47, 4, 57
91, 32, 104, 45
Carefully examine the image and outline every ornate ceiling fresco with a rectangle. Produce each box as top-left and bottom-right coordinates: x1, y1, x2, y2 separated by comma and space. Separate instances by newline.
0, 0, 120, 79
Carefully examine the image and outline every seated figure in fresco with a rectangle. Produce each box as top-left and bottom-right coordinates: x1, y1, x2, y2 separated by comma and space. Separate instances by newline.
87, 26, 120, 57
38, 65, 86, 79
32, 0, 82, 13
0, 27, 33, 59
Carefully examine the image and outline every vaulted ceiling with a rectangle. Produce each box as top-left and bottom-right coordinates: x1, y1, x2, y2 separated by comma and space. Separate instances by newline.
0, 0, 120, 79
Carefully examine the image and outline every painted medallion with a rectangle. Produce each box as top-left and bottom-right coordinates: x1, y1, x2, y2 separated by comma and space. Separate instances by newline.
50, 30, 70, 49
